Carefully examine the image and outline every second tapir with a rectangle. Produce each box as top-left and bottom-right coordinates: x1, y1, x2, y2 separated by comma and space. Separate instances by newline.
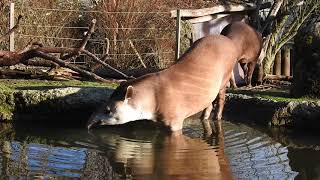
87, 22, 262, 131
222, 21, 263, 87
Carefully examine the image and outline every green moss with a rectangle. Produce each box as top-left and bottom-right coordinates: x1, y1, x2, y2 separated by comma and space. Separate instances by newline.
0, 103, 14, 121
0, 91, 16, 121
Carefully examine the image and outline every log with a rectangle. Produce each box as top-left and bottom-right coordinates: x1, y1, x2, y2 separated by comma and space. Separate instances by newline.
264, 74, 293, 81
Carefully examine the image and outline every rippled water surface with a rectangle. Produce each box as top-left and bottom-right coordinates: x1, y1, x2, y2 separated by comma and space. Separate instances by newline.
0, 118, 319, 179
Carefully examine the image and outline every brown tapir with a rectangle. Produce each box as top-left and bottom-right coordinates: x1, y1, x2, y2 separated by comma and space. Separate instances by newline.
87, 34, 239, 131
221, 22, 262, 87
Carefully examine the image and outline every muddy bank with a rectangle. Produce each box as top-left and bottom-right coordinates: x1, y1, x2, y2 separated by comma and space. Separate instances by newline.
224, 93, 320, 130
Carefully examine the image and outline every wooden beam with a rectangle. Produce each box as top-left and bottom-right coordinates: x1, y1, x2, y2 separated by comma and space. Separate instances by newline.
187, 14, 229, 24
171, 2, 272, 18
171, 3, 256, 18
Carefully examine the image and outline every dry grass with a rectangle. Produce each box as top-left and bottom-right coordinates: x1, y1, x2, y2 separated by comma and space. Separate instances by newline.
1, 0, 252, 71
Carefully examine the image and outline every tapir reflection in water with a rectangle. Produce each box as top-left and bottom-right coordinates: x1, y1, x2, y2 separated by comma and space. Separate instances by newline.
87, 22, 262, 133
92, 126, 232, 179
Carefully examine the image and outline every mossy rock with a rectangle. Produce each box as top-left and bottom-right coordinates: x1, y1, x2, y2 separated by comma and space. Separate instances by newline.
0, 79, 117, 123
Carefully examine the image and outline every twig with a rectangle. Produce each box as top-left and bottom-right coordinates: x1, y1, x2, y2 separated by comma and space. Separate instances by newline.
0, 15, 22, 43
129, 40, 146, 68
101, 38, 110, 61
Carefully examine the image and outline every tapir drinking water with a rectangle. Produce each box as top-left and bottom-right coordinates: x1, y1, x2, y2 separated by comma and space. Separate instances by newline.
87, 22, 261, 131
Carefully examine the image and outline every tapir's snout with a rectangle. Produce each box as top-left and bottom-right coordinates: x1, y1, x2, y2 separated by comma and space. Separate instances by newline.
87, 113, 108, 130
87, 112, 120, 130
87, 118, 100, 130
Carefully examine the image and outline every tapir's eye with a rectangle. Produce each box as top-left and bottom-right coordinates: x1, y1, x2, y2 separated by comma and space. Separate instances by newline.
106, 107, 111, 114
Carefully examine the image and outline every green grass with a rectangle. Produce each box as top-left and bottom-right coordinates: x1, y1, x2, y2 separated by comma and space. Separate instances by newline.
258, 94, 317, 102
0, 79, 119, 91
228, 89, 319, 102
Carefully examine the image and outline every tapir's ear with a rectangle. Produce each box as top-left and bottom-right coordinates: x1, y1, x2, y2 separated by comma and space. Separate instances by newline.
125, 85, 134, 100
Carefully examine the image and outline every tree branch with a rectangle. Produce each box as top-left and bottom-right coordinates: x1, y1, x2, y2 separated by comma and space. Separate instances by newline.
261, 0, 283, 33
60, 19, 97, 60
81, 49, 133, 79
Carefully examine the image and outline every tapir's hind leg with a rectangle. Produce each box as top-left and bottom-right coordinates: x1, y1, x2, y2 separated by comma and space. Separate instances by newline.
246, 60, 257, 87
229, 70, 238, 89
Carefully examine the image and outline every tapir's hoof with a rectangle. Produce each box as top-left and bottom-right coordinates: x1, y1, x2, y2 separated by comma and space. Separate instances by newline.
246, 84, 252, 88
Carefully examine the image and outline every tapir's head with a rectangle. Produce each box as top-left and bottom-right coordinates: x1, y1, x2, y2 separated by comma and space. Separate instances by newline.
87, 85, 143, 129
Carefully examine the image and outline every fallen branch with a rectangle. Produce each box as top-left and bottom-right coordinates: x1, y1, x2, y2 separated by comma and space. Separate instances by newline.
0, 19, 130, 82
264, 74, 293, 81
33, 50, 113, 82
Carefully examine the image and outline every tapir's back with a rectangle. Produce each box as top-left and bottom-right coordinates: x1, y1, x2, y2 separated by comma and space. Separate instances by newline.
166, 35, 238, 91
156, 35, 239, 118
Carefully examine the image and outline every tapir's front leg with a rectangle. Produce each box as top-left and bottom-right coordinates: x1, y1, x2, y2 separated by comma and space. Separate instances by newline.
213, 87, 226, 134
200, 104, 214, 137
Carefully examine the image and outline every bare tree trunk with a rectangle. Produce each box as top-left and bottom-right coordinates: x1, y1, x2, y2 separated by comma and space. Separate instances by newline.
274, 51, 281, 75
257, 0, 284, 83
282, 48, 290, 76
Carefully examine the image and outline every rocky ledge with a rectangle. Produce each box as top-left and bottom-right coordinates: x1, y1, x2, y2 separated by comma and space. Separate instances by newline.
224, 93, 320, 130
0, 80, 114, 125
0, 79, 319, 130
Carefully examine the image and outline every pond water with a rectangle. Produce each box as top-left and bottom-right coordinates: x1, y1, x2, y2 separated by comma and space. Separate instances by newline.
0, 117, 319, 179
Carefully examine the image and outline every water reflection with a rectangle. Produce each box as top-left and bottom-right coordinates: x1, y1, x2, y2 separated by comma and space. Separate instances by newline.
0, 119, 309, 179
91, 130, 232, 180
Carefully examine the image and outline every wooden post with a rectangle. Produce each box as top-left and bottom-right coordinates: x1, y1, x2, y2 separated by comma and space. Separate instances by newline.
9, 3, 15, 52
175, 9, 181, 61
274, 51, 281, 75
282, 48, 290, 76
